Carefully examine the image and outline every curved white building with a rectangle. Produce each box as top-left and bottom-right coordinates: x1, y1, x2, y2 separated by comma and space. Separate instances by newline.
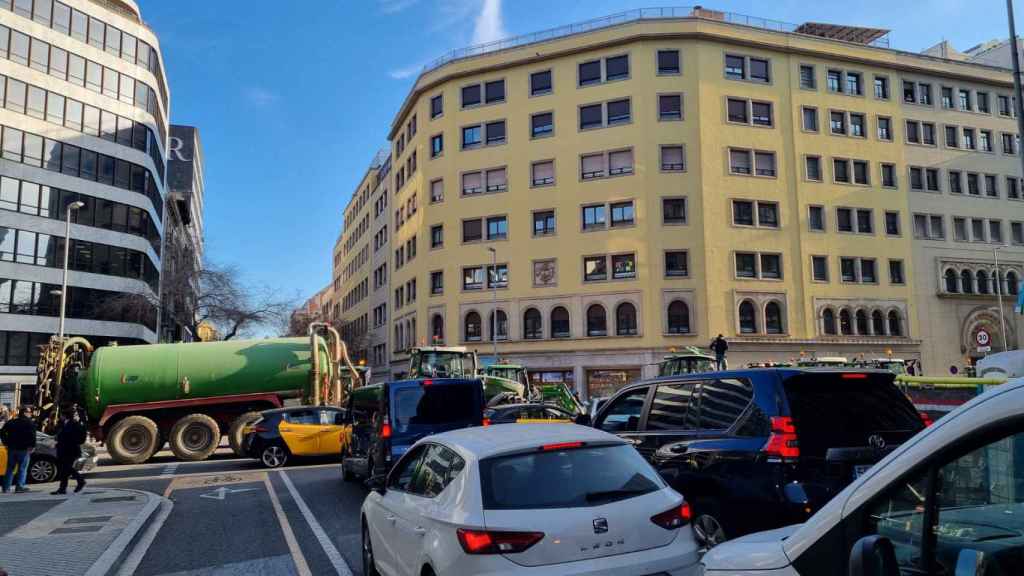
0, 0, 169, 396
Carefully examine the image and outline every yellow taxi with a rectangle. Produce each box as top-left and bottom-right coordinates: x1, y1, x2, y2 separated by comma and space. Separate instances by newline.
482, 403, 576, 425
241, 406, 351, 468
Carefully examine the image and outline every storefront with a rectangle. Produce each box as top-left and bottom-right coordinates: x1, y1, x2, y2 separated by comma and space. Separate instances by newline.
585, 368, 641, 400
528, 370, 574, 388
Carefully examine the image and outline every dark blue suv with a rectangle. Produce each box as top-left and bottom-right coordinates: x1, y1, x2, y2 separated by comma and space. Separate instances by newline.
341, 378, 484, 481
586, 368, 925, 547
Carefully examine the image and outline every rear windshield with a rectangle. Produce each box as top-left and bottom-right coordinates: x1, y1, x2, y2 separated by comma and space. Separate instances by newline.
393, 384, 480, 432
480, 444, 663, 510
783, 374, 924, 458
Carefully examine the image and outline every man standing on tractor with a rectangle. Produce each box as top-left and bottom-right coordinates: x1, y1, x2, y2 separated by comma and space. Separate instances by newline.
711, 334, 729, 371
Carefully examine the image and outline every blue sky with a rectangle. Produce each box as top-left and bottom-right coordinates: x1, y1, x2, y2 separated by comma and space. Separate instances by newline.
140, 0, 1018, 309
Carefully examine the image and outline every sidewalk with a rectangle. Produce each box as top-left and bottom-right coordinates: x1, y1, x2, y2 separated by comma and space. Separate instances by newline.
0, 487, 163, 576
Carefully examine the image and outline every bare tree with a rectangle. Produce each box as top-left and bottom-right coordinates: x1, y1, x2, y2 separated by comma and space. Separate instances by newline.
100, 259, 291, 341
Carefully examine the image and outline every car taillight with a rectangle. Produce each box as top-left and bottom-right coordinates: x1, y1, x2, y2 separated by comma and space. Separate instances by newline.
381, 423, 392, 439
482, 417, 491, 426
919, 411, 934, 427
841, 373, 869, 379
456, 528, 544, 554
540, 441, 584, 451
763, 416, 800, 460
651, 502, 692, 530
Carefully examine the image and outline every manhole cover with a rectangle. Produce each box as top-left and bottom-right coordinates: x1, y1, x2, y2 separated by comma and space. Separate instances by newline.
65, 516, 113, 524
91, 496, 136, 503
50, 526, 104, 534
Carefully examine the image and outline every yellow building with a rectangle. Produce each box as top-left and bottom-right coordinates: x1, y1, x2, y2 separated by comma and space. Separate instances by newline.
338, 8, 1024, 394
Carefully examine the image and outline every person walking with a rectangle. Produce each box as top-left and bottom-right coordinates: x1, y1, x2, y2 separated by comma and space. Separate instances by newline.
710, 334, 729, 371
52, 408, 87, 495
1, 406, 37, 493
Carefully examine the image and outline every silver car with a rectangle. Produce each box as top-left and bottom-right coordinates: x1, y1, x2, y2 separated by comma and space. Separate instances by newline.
24, 432, 98, 484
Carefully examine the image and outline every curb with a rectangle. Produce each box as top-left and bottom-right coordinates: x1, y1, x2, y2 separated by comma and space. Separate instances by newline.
83, 489, 166, 576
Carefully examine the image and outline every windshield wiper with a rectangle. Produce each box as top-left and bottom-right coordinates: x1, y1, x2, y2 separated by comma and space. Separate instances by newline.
584, 488, 651, 503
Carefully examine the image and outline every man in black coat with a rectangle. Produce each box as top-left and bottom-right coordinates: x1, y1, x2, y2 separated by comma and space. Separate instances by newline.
52, 408, 87, 495
711, 334, 729, 371
1, 406, 37, 493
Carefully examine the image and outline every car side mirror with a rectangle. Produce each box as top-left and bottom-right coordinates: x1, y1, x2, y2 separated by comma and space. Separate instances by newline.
955, 549, 985, 576
367, 474, 387, 495
574, 413, 592, 426
849, 536, 899, 576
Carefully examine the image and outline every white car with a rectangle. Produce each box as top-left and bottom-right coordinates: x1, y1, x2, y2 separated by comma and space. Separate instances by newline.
361, 423, 701, 576
701, 377, 1024, 576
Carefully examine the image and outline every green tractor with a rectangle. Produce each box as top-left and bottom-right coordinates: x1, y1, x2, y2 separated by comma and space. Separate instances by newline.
482, 363, 585, 415
408, 346, 526, 403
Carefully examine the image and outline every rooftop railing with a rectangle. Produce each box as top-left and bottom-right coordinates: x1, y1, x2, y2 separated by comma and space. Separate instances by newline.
420, 6, 890, 75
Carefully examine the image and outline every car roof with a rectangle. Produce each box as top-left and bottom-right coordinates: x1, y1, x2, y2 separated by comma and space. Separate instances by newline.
260, 405, 342, 416
429, 423, 623, 459
488, 403, 566, 411
623, 367, 892, 389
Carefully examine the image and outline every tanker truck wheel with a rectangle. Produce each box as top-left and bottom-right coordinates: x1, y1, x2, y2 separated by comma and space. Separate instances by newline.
228, 411, 262, 457
169, 414, 221, 461
107, 416, 160, 465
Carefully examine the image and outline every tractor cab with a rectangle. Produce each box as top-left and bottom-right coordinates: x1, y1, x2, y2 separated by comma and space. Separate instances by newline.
409, 346, 478, 379
480, 362, 528, 403
657, 350, 717, 376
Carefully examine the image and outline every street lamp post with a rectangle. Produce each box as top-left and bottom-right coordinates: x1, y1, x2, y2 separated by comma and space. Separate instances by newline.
58, 201, 85, 340
487, 247, 497, 362
994, 244, 1010, 352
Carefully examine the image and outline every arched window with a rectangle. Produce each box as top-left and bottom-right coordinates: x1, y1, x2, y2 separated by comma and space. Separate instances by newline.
489, 310, 508, 341
738, 300, 757, 334
667, 301, 690, 334
1008, 271, 1020, 296
523, 309, 542, 340
551, 306, 570, 338
888, 310, 902, 337
839, 309, 853, 335
408, 318, 416, 347
945, 269, 959, 293
465, 312, 481, 342
977, 270, 989, 294
872, 310, 885, 335
822, 308, 836, 335
994, 271, 1005, 295
616, 302, 638, 336
586, 304, 607, 337
431, 314, 444, 344
855, 309, 869, 335
395, 324, 403, 351
961, 269, 974, 294
765, 302, 784, 334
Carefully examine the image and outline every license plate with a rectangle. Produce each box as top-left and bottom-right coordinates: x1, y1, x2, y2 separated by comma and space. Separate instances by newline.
854, 465, 872, 478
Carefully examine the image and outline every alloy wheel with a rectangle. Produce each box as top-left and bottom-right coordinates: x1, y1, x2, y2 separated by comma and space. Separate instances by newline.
694, 514, 727, 549
29, 459, 57, 483
362, 524, 376, 575
262, 445, 286, 468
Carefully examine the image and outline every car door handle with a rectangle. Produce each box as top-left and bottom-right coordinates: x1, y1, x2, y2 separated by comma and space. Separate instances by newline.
626, 438, 642, 445
670, 445, 688, 454
413, 526, 427, 536
385, 515, 397, 522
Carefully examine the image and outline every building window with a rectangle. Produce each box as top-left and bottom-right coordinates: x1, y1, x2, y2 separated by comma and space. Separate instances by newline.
665, 250, 688, 277
486, 216, 507, 240
582, 205, 606, 231
800, 64, 816, 89
735, 253, 757, 278
1002, 133, 1017, 155
964, 128, 976, 149
580, 153, 605, 179
889, 260, 905, 285
660, 145, 685, 171
461, 172, 482, 195
812, 256, 829, 282
465, 312, 482, 341
834, 159, 851, 183
486, 167, 507, 192
667, 301, 690, 334
888, 311, 902, 336
583, 255, 607, 281
990, 220, 1003, 243
732, 200, 778, 228
461, 84, 481, 108
765, 302, 784, 334
849, 113, 866, 138
728, 98, 749, 123
729, 149, 775, 177
805, 156, 822, 181
615, 302, 638, 336
802, 107, 818, 132
1013, 222, 1024, 244
523, 308, 543, 339
959, 89, 972, 111
533, 210, 555, 236
462, 219, 482, 243
463, 267, 484, 290
877, 117, 892, 141
488, 310, 508, 341
579, 55, 629, 86
831, 111, 847, 135
430, 224, 443, 248
586, 304, 608, 337
430, 134, 443, 158
430, 271, 443, 295
949, 171, 963, 194
530, 160, 555, 187
822, 308, 837, 335
611, 254, 636, 280
809, 206, 825, 231
662, 198, 686, 225
874, 76, 889, 99
430, 94, 443, 118
980, 130, 993, 152
738, 301, 757, 334
609, 201, 634, 227
985, 175, 998, 197
579, 104, 602, 129
606, 99, 631, 125
431, 314, 444, 344
885, 211, 900, 236
905, 120, 919, 143
530, 70, 552, 96
487, 264, 508, 288
608, 149, 633, 175
658, 94, 682, 121
657, 50, 680, 75
430, 179, 444, 203
551, 306, 570, 338
530, 112, 554, 138
724, 54, 770, 83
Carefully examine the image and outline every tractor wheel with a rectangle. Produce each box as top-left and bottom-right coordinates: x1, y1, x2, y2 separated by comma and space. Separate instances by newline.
106, 416, 160, 465
169, 414, 221, 461
228, 411, 262, 456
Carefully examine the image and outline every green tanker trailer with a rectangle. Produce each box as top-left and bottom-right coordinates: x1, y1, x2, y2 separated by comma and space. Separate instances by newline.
36, 324, 361, 464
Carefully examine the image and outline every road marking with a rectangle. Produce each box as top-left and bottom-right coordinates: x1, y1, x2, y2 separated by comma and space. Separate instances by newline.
199, 486, 258, 500
279, 470, 354, 576
264, 473, 312, 576
164, 472, 265, 495
115, 498, 173, 576
158, 463, 179, 478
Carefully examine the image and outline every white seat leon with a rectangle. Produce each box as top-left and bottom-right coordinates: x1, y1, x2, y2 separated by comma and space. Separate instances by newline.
360, 423, 701, 576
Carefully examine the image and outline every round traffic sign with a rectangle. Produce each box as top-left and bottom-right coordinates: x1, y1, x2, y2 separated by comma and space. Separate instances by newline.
976, 329, 991, 347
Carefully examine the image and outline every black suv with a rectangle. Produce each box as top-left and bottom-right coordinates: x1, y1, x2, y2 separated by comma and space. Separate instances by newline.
586, 368, 926, 546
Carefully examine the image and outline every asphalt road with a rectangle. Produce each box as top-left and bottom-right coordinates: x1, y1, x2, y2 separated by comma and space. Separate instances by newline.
84, 445, 369, 576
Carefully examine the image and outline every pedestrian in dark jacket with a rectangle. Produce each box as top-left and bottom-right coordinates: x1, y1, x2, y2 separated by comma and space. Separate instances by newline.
1, 407, 37, 493
711, 334, 729, 371
52, 409, 87, 494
